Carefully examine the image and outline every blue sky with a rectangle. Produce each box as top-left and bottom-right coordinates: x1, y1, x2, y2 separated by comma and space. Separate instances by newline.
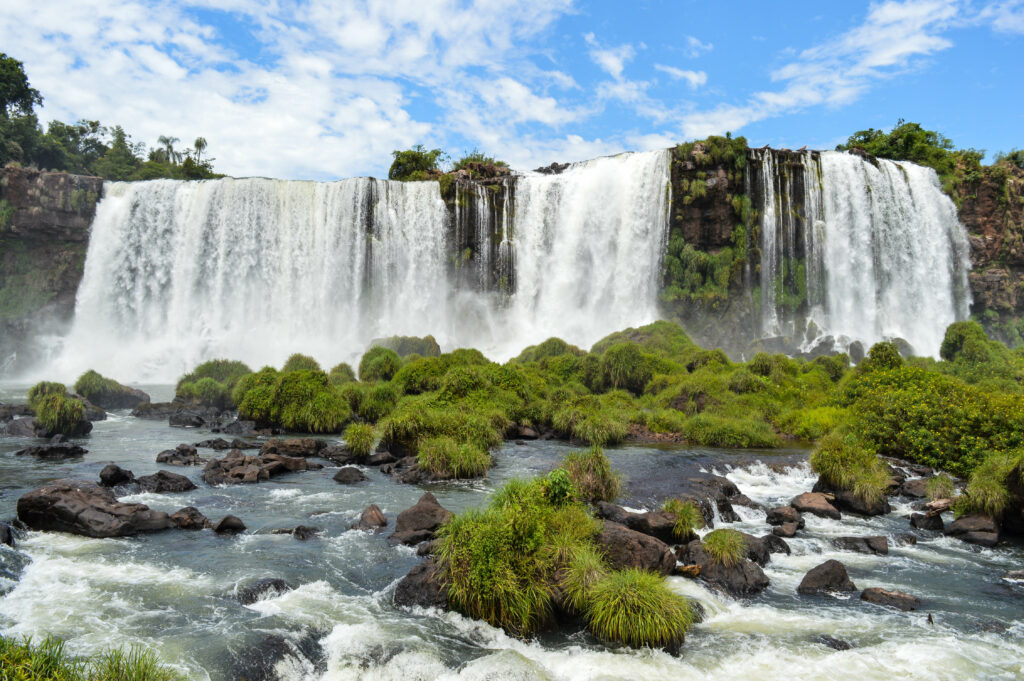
2, 0, 1022, 180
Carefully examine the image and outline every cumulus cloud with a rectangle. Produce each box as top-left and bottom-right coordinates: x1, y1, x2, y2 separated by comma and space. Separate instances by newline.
654, 64, 707, 89
683, 35, 713, 58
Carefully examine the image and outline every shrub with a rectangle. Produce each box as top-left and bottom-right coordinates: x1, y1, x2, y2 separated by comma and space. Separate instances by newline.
552, 395, 629, 446
73, 370, 128, 405
749, 353, 796, 379
177, 376, 230, 409
392, 356, 447, 394
27, 381, 66, 410
926, 473, 955, 500
810, 431, 890, 503
417, 435, 492, 479
644, 408, 688, 434
176, 359, 251, 392
512, 337, 586, 364
788, 406, 844, 440
281, 353, 321, 373
559, 543, 608, 614
584, 569, 694, 651
328, 362, 357, 386
358, 382, 398, 422
237, 369, 350, 433
380, 396, 503, 455
541, 468, 576, 506
727, 367, 764, 394
683, 413, 780, 448
954, 450, 1024, 517
599, 342, 654, 395
34, 392, 86, 436
662, 499, 704, 541
344, 422, 375, 460
702, 529, 747, 566
940, 321, 990, 362
560, 447, 621, 504
388, 144, 446, 181
370, 334, 441, 357
858, 341, 903, 373
0, 635, 183, 681
359, 346, 401, 382
591, 320, 693, 358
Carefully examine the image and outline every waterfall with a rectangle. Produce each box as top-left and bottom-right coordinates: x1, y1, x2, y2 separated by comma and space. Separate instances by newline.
806, 151, 971, 356
49, 150, 671, 382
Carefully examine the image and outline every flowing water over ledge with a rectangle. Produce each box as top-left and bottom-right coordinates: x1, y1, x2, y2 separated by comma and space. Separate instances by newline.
0, 388, 1021, 680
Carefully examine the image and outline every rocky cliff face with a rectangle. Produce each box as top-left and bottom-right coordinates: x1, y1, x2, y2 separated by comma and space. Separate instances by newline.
958, 164, 1024, 346
0, 166, 103, 374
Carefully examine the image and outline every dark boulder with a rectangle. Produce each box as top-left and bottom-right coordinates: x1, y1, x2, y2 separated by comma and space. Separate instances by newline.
677, 540, 770, 597
220, 419, 257, 435
231, 633, 318, 681
17, 480, 173, 538
737, 532, 771, 566
99, 464, 135, 487
761, 534, 791, 555
797, 559, 857, 595
861, 587, 920, 611
596, 522, 676, 576
170, 506, 210, 530
333, 467, 367, 484
394, 558, 448, 609
911, 513, 944, 531
0, 522, 14, 547
367, 450, 398, 466
900, 478, 930, 499
213, 515, 246, 534
2, 417, 38, 437
156, 444, 205, 466
15, 442, 88, 459
271, 525, 320, 540
416, 539, 438, 556
773, 522, 799, 538
202, 449, 320, 485
352, 504, 387, 531
192, 438, 232, 450
137, 470, 197, 494
831, 536, 889, 556
130, 402, 179, 419
595, 502, 677, 544
237, 577, 292, 605
320, 444, 358, 465
84, 385, 150, 411
815, 635, 852, 650
960, 531, 1000, 547
791, 492, 841, 520
391, 493, 452, 545
766, 505, 804, 527
832, 489, 891, 517
169, 406, 224, 428
894, 533, 918, 546
945, 514, 998, 536
260, 438, 325, 458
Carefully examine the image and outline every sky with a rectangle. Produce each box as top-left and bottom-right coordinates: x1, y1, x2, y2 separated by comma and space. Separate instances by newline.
1, 0, 1022, 181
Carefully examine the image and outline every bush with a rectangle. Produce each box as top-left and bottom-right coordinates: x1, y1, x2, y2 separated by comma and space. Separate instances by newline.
388, 144, 446, 181
941, 321, 989, 362
662, 499, 704, 541
727, 367, 764, 394
177, 376, 231, 409
281, 353, 321, 373
176, 359, 251, 392
237, 368, 350, 433
328, 362, 357, 386
541, 468, 576, 506
34, 392, 86, 437
380, 396, 504, 455
344, 422, 375, 460
598, 342, 654, 395
584, 568, 695, 651
683, 413, 780, 448
358, 382, 398, 422
73, 370, 128, 405
0, 635, 183, 681
702, 529, 747, 567
954, 450, 1024, 517
27, 381, 66, 410
788, 406, 844, 440
809, 431, 890, 503
417, 435, 492, 479
591, 320, 694, 358
858, 341, 903, 373
552, 395, 630, 446
392, 356, 447, 394
359, 346, 401, 382
560, 447, 621, 504
370, 335, 441, 358
559, 544, 608, 614
512, 337, 586, 364
926, 473, 955, 500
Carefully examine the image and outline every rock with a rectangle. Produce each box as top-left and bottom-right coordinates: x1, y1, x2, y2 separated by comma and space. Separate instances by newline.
960, 531, 1000, 547
894, 533, 918, 546
416, 539, 438, 556
675, 564, 701, 578
137, 470, 197, 493
14, 442, 88, 459
595, 502, 676, 544
945, 513, 998, 536
517, 425, 539, 440
260, 438, 325, 458
231, 634, 313, 681
773, 522, 799, 538
849, 340, 865, 364
237, 577, 292, 605
761, 534, 791, 555
202, 449, 319, 485
832, 536, 889, 555
82, 384, 150, 411
130, 402, 179, 419
213, 515, 246, 534
815, 635, 852, 650
900, 478, 930, 498
924, 498, 953, 514
99, 464, 136, 487
271, 525, 319, 540
192, 438, 233, 450
676, 540, 770, 597
170, 506, 210, 530
791, 492, 841, 520
596, 522, 676, 576
766, 505, 804, 527
832, 489, 891, 517
797, 559, 857, 595
333, 467, 367, 484
17, 480, 173, 538
0, 522, 14, 547
352, 504, 387, 531
220, 419, 257, 435
738, 532, 771, 566
911, 513, 944, 531
367, 450, 398, 466
391, 493, 453, 545
1001, 570, 1024, 583
861, 587, 921, 611
320, 445, 357, 465
156, 444, 205, 466
2, 417, 38, 437
394, 558, 448, 609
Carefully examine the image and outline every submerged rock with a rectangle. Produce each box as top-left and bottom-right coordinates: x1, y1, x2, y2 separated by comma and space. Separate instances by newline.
137, 470, 197, 494
791, 492, 841, 520
861, 587, 921, 611
170, 506, 210, 530
0, 522, 14, 547
831, 536, 889, 556
797, 559, 857, 595
677, 540, 770, 597
352, 504, 387, 531
596, 522, 676, 576
237, 577, 292, 605
391, 493, 452, 545
213, 515, 246, 534
394, 558, 448, 609
271, 525, 320, 540
333, 466, 368, 484
14, 442, 88, 459
815, 635, 852, 650
17, 480, 173, 538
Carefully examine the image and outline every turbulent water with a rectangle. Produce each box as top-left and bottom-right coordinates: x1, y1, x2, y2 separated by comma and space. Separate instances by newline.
754, 149, 971, 356
1, 391, 1021, 680
47, 151, 671, 382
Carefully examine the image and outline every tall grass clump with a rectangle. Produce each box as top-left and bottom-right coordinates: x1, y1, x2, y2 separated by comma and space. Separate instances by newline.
343, 422, 375, 460
683, 413, 780, 448
702, 529, 747, 567
584, 569, 695, 652
552, 395, 630, 446
810, 431, 890, 503
954, 450, 1024, 517
662, 499, 704, 541
175, 359, 252, 408
328, 362, 357, 386
357, 382, 398, 422
281, 353, 321, 373
34, 392, 87, 437
359, 346, 401, 382
27, 381, 66, 410
417, 435, 492, 479
236, 368, 350, 433
560, 447, 621, 504
558, 544, 609, 614
73, 370, 127, 404
0, 635, 183, 681
926, 473, 955, 500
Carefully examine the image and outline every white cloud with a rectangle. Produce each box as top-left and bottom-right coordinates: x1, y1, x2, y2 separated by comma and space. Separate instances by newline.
683, 35, 713, 58
584, 32, 635, 78
979, 0, 1024, 33
654, 64, 707, 88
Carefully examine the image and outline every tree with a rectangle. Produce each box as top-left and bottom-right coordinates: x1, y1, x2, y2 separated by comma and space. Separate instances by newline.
0, 53, 42, 117
92, 126, 142, 180
836, 119, 983, 181
452, 148, 508, 172
388, 144, 447, 181
193, 136, 207, 163
157, 135, 181, 165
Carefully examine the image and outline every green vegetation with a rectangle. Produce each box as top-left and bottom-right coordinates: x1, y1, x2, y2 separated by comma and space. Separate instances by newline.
416, 435, 492, 479
358, 346, 402, 382
702, 529, 747, 567
72, 370, 126, 406
1, 53, 219, 180
585, 568, 695, 651
235, 367, 350, 433
452, 149, 509, 173
926, 474, 955, 500
34, 392, 86, 437
343, 422, 375, 460
559, 447, 621, 504
388, 145, 447, 181
281, 353, 321, 373
328, 362, 357, 386
27, 381, 67, 410
371, 335, 441, 358
175, 359, 251, 409
954, 450, 1024, 517
0, 635, 182, 681
662, 499, 704, 542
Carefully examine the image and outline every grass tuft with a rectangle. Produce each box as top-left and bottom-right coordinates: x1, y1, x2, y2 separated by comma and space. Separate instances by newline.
560, 446, 621, 504
584, 568, 695, 651
661, 498, 704, 541
702, 529, 747, 567
416, 435, 492, 479
344, 422, 375, 460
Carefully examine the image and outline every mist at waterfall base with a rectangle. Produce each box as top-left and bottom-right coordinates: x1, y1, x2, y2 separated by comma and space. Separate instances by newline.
47, 151, 671, 383
1, 405, 1021, 680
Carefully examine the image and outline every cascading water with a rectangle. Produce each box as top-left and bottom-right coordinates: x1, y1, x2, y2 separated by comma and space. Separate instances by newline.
49, 150, 671, 381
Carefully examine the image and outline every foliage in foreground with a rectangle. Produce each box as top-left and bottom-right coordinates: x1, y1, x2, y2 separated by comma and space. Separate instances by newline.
701, 529, 747, 567
343, 422, 375, 460
0, 635, 182, 681
585, 568, 695, 651
25, 381, 86, 437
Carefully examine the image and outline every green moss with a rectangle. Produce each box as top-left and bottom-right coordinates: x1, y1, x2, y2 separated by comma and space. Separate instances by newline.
585, 568, 695, 651
416, 435, 492, 478
358, 346, 402, 382
560, 446, 621, 504
344, 422, 376, 460
702, 529, 747, 567
0, 199, 14, 230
